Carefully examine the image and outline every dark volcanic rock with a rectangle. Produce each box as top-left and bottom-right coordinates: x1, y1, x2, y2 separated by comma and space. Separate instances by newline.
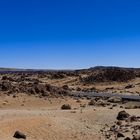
117, 132, 125, 138
2, 76, 15, 81
117, 111, 130, 120
128, 116, 139, 122
88, 99, 95, 106
132, 135, 140, 140
116, 121, 123, 126
61, 104, 71, 110
76, 87, 81, 91
13, 131, 26, 139
41, 92, 49, 97
51, 73, 65, 79
125, 84, 134, 89
81, 68, 136, 83
0, 81, 13, 91
62, 85, 69, 90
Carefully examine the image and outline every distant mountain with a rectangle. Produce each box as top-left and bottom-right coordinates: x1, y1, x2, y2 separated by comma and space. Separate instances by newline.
89, 66, 140, 70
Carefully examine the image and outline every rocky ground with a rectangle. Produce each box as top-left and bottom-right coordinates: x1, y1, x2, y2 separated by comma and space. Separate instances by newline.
0, 94, 139, 140
0, 67, 140, 140
0, 67, 140, 96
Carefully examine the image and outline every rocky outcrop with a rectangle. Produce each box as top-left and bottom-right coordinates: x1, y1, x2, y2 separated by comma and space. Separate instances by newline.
81, 68, 136, 83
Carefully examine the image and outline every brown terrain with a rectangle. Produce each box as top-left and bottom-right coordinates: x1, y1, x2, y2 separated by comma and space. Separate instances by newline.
0, 66, 140, 140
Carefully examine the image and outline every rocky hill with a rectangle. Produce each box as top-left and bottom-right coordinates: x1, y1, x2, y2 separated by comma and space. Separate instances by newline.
0, 66, 140, 96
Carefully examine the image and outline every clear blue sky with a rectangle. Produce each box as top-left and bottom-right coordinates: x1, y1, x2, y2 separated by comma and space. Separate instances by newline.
0, 0, 140, 69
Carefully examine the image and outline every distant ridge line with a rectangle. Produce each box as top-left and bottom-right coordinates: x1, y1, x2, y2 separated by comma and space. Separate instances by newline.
0, 66, 140, 73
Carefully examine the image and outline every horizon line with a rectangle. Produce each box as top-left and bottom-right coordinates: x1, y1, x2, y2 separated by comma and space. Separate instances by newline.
0, 65, 140, 71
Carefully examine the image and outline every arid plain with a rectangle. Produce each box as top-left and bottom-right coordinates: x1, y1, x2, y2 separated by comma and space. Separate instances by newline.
0, 67, 140, 140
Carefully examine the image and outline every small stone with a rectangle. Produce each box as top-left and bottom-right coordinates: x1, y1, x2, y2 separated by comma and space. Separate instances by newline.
117, 111, 130, 120
116, 121, 122, 126
130, 116, 138, 122
125, 84, 134, 89
13, 94, 17, 98
120, 106, 124, 108
112, 104, 117, 107
61, 104, 71, 110
117, 132, 125, 138
13, 131, 26, 139
88, 99, 95, 106
110, 125, 118, 131
3, 101, 8, 105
